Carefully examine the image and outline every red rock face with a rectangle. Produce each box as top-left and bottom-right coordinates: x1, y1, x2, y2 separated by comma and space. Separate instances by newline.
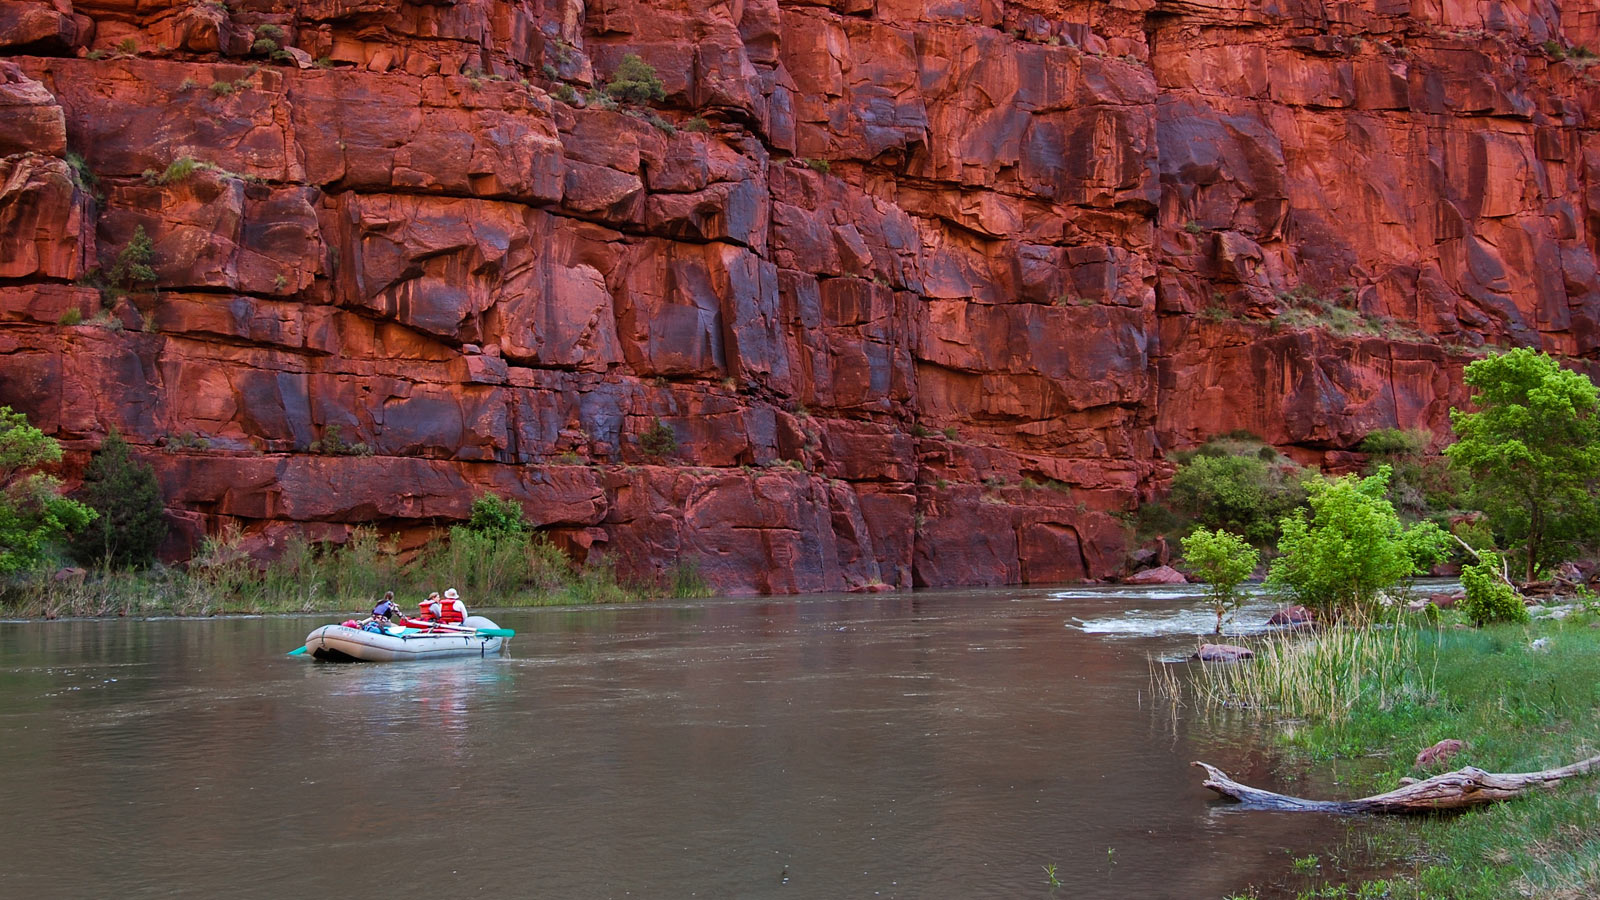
0, 1, 1596, 594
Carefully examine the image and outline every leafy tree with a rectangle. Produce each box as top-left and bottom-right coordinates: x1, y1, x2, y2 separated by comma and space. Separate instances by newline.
0, 407, 95, 574
1181, 527, 1259, 634
1445, 348, 1600, 582
1359, 427, 1457, 519
1267, 467, 1449, 618
71, 430, 168, 568
605, 53, 665, 105
1169, 451, 1307, 545
1458, 552, 1529, 626
466, 492, 528, 537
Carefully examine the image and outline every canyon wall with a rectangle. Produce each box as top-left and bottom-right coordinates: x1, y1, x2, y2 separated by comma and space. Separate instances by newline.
0, 0, 1597, 593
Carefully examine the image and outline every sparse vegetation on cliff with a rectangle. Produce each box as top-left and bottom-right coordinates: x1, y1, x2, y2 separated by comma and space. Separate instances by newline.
604, 53, 665, 104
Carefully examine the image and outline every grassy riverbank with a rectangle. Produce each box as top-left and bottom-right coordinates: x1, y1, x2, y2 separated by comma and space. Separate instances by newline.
0, 525, 709, 619
1168, 609, 1600, 900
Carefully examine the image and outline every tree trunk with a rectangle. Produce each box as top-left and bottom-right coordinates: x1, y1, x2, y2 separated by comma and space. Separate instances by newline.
1193, 754, 1600, 813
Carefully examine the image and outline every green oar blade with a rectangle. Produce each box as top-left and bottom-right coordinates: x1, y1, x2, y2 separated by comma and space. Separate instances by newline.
474, 628, 515, 637
286, 646, 308, 656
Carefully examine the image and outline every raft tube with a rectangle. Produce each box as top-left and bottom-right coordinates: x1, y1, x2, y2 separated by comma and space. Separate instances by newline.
302, 615, 506, 662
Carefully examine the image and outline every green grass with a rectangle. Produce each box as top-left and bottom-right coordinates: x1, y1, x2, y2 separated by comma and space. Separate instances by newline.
1178, 615, 1600, 899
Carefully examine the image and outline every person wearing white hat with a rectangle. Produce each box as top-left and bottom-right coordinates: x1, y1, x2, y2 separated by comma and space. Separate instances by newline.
439, 587, 467, 624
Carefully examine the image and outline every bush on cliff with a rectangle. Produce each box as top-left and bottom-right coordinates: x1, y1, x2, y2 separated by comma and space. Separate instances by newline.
1446, 348, 1600, 583
71, 430, 168, 569
0, 407, 96, 575
1267, 466, 1449, 618
605, 53, 665, 105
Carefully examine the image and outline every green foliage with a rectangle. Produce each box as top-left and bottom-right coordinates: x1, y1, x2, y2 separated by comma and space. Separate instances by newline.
57, 308, 82, 326
109, 225, 156, 289
71, 430, 168, 569
682, 116, 710, 133
1459, 552, 1529, 626
1181, 527, 1259, 633
64, 152, 102, 200
0, 407, 95, 575
1446, 348, 1600, 582
553, 83, 579, 104
604, 53, 665, 104
210, 81, 235, 96
1359, 427, 1458, 518
640, 418, 678, 459
466, 492, 528, 537
1267, 467, 1450, 617
156, 156, 200, 184
805, 157, 832, 175
307, 424, 372, 456
252, 38, 279, 55
1168, 443, 1308, 545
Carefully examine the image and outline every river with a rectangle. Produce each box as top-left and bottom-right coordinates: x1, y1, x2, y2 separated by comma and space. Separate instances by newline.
0, 586, 1367, 898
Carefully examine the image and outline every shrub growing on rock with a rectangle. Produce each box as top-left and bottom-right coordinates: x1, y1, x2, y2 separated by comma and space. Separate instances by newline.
605, 53, 665, 105
466, 492, 528, 537
1459, 552, 1529, 626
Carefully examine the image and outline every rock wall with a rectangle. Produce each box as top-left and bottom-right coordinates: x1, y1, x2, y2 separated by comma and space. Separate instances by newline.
0, 0, 1596, 593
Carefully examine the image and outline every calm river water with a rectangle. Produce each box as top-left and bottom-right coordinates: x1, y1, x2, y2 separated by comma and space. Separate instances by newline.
1, 586, 1366, 898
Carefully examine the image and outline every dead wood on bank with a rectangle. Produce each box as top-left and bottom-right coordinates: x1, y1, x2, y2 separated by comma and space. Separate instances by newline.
1193, 754, 1600, 813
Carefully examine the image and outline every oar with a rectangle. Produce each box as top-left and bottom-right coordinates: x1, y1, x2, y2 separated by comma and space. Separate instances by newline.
287, 646, 308, 656
409, 623, 516, 638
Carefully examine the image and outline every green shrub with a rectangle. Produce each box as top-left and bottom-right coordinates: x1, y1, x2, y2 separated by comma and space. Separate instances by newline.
0, 407, 96, 574
1267, 466, 1450, 618
640, 418, 678, 459
57, 308, 82, 326
307, 424, 373, 456
1168, 448, 1307, 545
1359, 427, 1457, 518
1358, 427, 1428, 457
668, 558, 709, 598
466, 493, 528, 537
71, 430, 168, 569
1459, 552, 1529, 626
806, 158, 832, 175
109, 225, 156, 289
605, 53, 665, 104
553, 83, 579, 104
1181, 527, 1259, 633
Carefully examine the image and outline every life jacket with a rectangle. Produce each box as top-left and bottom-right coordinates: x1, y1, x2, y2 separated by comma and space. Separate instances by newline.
438, 598, 466, 624
418, 599, 440, 620
373, 599, 400, 620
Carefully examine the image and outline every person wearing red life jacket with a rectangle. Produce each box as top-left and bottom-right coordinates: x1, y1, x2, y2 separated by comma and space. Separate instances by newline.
438, 588, 467, 624
416, 591, 442, 622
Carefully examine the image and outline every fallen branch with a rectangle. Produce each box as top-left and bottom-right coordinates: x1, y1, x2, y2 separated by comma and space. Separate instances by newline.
1450, 534, 1520, 592
1193, 754, 1600, 813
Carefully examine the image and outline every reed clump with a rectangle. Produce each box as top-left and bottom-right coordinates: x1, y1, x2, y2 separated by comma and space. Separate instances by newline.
1153, 626, 1433, 724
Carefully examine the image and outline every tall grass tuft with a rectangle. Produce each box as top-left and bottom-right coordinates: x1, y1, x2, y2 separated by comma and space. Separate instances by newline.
1153, 626, 1434, 724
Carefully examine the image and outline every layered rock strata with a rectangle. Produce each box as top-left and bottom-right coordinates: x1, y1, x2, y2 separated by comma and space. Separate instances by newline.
0, 1, 1596, 593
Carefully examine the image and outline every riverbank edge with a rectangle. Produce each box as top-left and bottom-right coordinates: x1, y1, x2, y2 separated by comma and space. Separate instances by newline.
1209, 608, 1600, 900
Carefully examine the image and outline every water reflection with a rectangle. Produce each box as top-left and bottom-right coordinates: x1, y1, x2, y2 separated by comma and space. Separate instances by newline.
0, 589, 1371, 899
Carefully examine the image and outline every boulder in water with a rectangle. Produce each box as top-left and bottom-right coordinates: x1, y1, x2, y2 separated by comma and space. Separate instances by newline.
1123, 565, 1186, 585
1194, 643, 1254, 662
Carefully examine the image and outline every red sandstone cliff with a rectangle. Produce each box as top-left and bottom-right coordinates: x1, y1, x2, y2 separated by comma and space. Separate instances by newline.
0, 0, 1596, 593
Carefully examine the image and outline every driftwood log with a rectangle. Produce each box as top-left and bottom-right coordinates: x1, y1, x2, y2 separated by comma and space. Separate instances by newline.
1194, 754, 1600, 813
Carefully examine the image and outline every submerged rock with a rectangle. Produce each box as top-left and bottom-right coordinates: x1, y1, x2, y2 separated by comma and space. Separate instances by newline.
1124, 565, 1186, 585
1194, 643, 1253, 662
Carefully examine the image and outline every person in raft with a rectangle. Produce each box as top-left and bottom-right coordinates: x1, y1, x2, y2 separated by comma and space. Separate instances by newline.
372, 591, 401, 624
416, 589, 467, 625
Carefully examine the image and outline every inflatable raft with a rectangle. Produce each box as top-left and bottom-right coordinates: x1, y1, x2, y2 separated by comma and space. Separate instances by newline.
302, 615, 509, 662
